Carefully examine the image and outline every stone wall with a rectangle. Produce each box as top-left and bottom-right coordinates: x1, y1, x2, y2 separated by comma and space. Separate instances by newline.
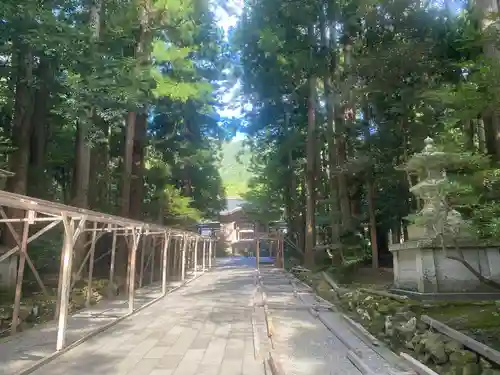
391, 243, 500, 293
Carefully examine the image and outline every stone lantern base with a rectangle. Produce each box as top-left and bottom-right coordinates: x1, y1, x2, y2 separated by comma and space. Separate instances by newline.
389, 240, 500, 295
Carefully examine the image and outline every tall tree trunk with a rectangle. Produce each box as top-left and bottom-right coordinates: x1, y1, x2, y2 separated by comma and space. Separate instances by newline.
477, 0, 500, 159
71, 0, 101, 279
367, 177, 379, 268
122, 1, 150, 220
89, 117, 110, 209
304, 26, 317, 267
28, 57, 53, 198
336, 40, 353, 233
121, 112, 135, 217
3, 44, 34, 288
130, 113, 147, 219
7, 47, 34, 197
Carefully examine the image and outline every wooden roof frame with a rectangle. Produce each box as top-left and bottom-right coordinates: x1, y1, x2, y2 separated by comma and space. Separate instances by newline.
0, 190, 203, 237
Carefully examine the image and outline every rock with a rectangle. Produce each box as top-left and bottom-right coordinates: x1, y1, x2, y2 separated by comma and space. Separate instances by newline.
384, 315, 393, 336
369, 317, 385, 333
18, 305, 32, 321
0, 306, 12, 320
449, 350, 478, 365
449, 365, 464, 375
356, 308, 371, 321
421, 332, 448, 364
481, 370, 500, 375
445, 340, 464, 354
416, 320, 429, 332
417, 352, 432, 364
394, 317, 417, 343
414, 340, 425, 355
405, 339, 415, 350
463, 363, 482, 375
387, 302, 402, 314
378, 304, 390, 314
479, 357, 492, 369
394, 310, 416, 322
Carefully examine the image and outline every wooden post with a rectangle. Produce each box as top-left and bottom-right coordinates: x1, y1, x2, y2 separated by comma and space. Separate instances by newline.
208, 239, 213, 269
11, 210, 32, 335
139, 235, 147, 288
85, 222, 98, 308
181, 235, 187, 281
125, 229, 132, 296
256, 233, 260, 269
202, 239, 206, 272
150, 236, 157, 284
55, 217, 86, 319
173, 237, 179, 278
128, 229, 142, 314
56, 215, 75, 351
280, 235, 285, 268
161, 232, 170, 295
108, 227, 117, 298
193, 237, 199, 276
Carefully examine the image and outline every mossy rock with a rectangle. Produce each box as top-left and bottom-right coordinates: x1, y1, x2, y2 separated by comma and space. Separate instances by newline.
449, 350, 478, 365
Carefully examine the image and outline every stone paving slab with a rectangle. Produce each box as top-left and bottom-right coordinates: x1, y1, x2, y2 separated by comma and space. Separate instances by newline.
1, 261, 265, 375
258, 266, 409, 375
0, 272, 197, 375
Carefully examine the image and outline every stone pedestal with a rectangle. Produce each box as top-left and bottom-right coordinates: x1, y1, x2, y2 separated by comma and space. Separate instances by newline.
390, 240, 500, 293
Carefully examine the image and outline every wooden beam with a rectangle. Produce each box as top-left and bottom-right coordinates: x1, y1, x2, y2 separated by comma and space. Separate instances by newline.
421, 315, 500, 366
162, 231, 171, 295
56, 215, 75, 351
10, 211, 31, 334
85, 222, 98, 308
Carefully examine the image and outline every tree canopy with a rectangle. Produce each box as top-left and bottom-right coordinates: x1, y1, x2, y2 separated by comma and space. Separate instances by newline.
233, 0, 500, 268
0, 0, 230, 230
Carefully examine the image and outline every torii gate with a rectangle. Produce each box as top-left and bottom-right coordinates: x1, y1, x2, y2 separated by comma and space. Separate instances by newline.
254, 232, 285, 269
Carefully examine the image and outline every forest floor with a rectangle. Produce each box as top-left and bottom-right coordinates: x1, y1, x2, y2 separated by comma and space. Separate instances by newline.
0, 277, 117, 339
317, 264, 500, 349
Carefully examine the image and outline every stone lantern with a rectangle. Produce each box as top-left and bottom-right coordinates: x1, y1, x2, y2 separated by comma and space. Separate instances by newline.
389, 138, 500, 296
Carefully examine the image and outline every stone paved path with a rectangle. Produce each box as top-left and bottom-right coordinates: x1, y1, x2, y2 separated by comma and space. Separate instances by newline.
256, 266, 411, 375
0, 271, 197, 375
1, 257, 412, 375
8, 260, 264, 375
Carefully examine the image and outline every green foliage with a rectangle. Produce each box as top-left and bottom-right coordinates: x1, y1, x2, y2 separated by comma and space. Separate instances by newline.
232, 0, 500, 267
219, 140, 254, 197
0, 0, 230, 273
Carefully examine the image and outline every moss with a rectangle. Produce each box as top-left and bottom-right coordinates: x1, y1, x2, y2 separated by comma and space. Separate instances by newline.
424, 303, 500, 351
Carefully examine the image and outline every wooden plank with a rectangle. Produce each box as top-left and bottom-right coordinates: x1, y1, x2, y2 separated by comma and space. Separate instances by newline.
358, 287, 408, 301
347, 350, 377, 375
400, 352, 439, 375
268, 353, 285, 375
421, 315, 500, 366
342, 314, 380, 346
